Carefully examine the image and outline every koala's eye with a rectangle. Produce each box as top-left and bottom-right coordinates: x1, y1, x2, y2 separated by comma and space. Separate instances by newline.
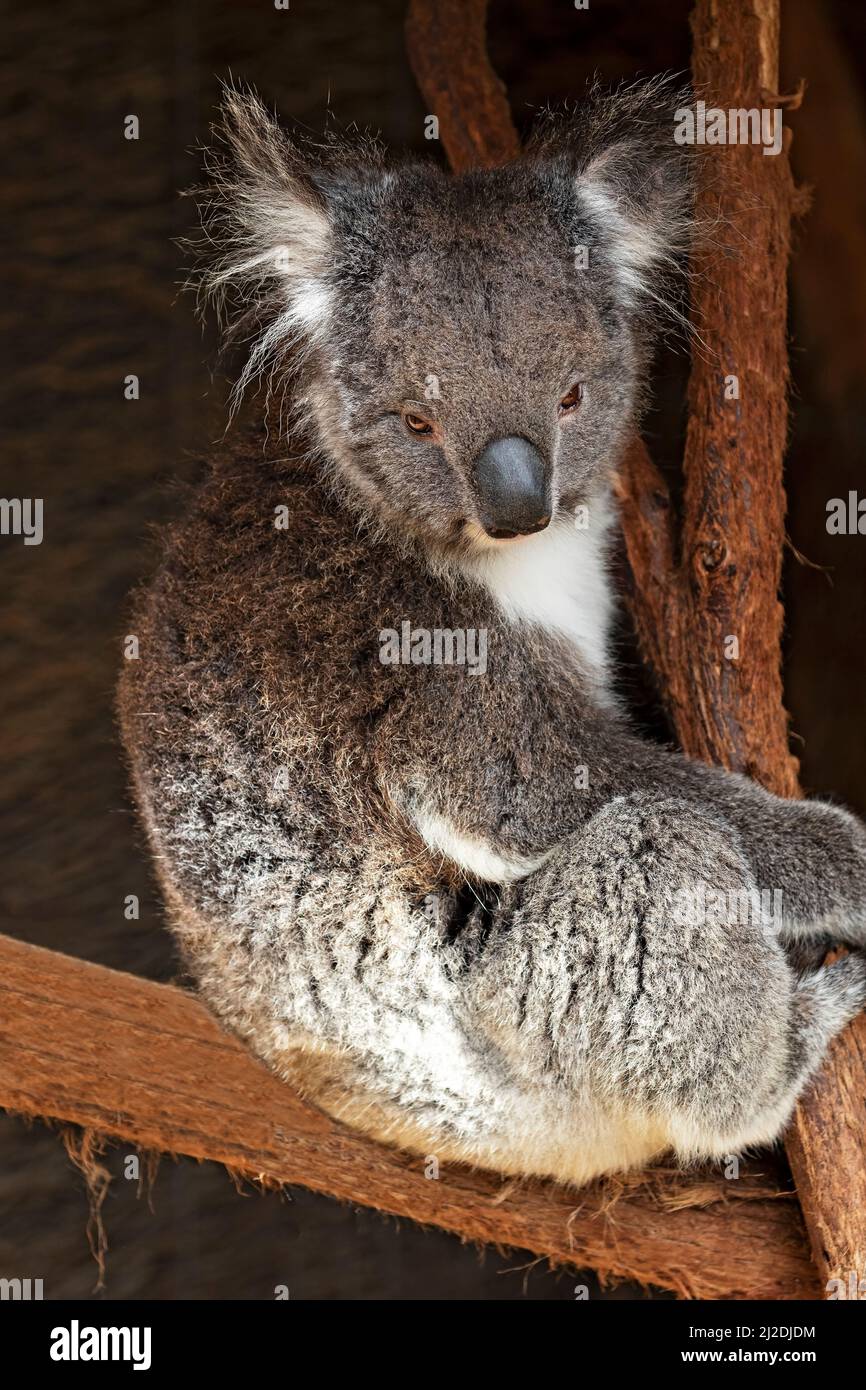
403, 411, 436, 437
558, 382, 585, 417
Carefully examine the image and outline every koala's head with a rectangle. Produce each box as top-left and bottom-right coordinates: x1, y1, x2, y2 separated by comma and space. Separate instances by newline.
196, 80, 693, 553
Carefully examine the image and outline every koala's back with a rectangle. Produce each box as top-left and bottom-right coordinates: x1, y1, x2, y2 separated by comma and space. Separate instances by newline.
121, 430, 411, 895
120, 437, 417, 1090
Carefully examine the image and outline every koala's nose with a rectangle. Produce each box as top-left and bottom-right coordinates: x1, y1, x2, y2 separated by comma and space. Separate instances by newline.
472, 436, 552, 540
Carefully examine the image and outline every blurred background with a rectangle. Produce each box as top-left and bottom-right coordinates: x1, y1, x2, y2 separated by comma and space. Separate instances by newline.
2, 0, 864, 1299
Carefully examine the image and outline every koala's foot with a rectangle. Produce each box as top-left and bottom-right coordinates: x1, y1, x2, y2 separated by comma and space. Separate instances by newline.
783, 933, 835, 975
669, 950, 866, 1161
775, 800, 866, 950
796, 948, 866, 1040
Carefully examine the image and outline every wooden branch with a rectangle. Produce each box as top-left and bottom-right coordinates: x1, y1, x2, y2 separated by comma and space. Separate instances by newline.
785, 1026, 866, 1298
777, 3, 866, 1291
681, 0, 799, 792
617, 6, 800, 793
406, 0, 866, 1296
405, 0, 520, 172
686, 0, 866, 1297
0, 932, 819, 1299
623, 0, 866, 1300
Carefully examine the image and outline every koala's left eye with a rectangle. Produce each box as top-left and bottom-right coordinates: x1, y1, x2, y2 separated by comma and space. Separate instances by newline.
558, 382, 585, 416
403, 411, 436, 437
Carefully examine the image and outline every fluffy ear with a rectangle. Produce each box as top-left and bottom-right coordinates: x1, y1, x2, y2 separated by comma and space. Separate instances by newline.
189, 87, 335, 404
528, 77, 696, 314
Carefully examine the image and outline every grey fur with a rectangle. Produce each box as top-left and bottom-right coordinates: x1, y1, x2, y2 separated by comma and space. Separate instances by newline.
120, 82, 866, 1185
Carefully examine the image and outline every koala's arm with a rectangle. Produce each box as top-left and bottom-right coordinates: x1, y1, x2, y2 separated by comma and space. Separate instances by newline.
376, 666, 866, 941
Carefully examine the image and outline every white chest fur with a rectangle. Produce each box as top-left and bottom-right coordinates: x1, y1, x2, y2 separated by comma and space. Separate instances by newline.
461, 498, 616, 695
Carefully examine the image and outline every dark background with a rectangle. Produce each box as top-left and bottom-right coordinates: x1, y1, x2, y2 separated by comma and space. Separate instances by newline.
2, 0, 865, 1299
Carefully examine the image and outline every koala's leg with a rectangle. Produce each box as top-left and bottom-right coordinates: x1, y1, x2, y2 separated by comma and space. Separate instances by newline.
461, 793, 866, 1167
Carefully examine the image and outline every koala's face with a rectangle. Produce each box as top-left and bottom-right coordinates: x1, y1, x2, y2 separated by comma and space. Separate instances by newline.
314, 166, 640, 550
202, 86, 691, 552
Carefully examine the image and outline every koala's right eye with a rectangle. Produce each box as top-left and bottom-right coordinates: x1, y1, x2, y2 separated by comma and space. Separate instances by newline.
558, 382, 585, 417
403, 412, 436, 438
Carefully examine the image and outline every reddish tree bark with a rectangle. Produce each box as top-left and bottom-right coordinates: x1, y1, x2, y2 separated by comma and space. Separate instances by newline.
405, 0, 520, 171
0, 932, 818, 1299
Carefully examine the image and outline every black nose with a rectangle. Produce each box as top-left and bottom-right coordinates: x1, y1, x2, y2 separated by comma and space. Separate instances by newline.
472, 436, 551, 539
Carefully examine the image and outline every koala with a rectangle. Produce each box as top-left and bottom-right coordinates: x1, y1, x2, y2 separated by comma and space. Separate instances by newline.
119, 81, 866, 1188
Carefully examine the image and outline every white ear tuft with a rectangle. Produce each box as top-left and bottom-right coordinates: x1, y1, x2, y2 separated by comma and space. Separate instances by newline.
576, 179, 668, 307
190, 87, 333, 410
529, 77, 696, 320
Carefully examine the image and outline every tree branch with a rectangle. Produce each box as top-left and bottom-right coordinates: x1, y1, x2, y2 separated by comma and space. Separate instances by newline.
674, 0, 800, 793
405, 0, 520, 171
0, 932, 818, 1299
682, 0, 866, 1297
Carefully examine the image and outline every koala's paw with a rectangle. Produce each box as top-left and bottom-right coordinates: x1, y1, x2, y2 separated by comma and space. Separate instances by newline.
795, 800, 866, 945
783, 934, 835, 976
817, 948, 866, 1024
